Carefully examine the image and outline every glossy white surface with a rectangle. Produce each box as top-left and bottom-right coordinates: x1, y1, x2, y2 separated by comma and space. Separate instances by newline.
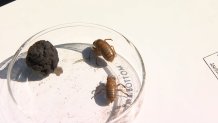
0, 0, 218, 123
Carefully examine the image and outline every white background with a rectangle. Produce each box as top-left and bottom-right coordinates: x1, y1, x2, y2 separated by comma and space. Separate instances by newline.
0, 0, 218, 123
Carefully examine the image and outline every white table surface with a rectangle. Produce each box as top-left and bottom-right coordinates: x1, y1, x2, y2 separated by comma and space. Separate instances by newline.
0, 0, 218, 123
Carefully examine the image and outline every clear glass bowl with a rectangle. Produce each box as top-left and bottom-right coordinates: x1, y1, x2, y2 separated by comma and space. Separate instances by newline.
7, 23, 146, 123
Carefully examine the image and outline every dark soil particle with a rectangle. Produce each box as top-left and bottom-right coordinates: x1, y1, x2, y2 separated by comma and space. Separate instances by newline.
26, 40, 59, 77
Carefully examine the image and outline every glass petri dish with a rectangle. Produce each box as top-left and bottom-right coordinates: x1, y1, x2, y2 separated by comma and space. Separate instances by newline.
7, 23, 146, 123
